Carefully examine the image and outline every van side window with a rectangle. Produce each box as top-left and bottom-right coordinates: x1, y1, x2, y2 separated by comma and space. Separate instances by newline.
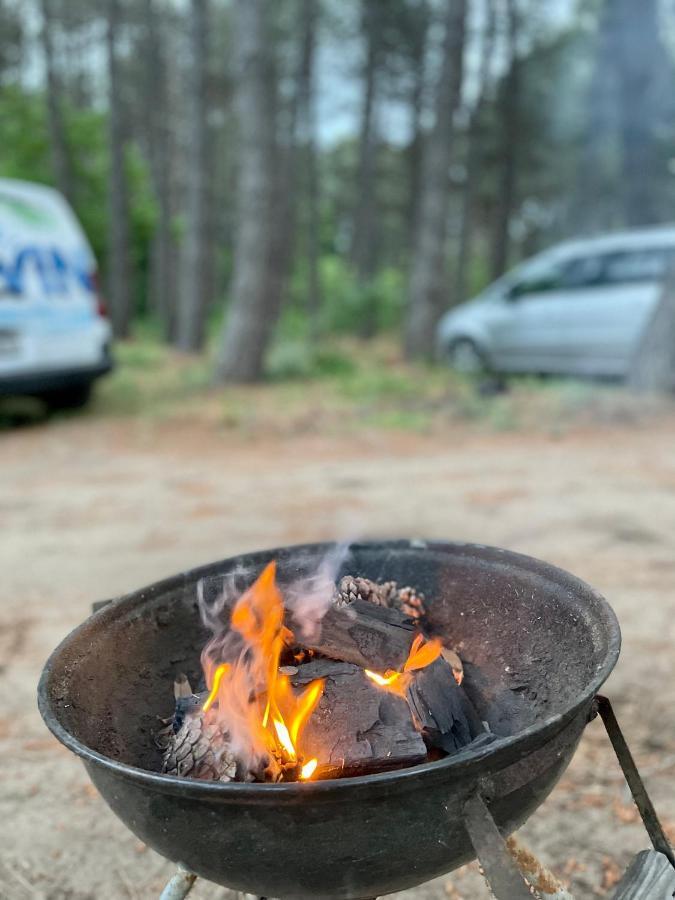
603, 248, 675, 284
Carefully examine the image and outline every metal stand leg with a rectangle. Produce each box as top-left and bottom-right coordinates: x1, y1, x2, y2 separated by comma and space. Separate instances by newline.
463, 793, 533, 899
159, 866, 197, 900
593, 695, 675, 869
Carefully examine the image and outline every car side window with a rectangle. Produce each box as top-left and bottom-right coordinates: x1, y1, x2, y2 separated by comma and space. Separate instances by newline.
557, 255, 606, 288
603, 248, 675, 284
508, 261, 566, 298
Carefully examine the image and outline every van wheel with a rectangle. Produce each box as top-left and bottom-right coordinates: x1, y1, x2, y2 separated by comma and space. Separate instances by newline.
43, 383, 93, 411
445, 338, 487, 374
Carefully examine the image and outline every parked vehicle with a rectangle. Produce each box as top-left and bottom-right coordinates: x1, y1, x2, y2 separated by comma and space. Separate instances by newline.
0, 178, 112, 408
437, 227, 675, 377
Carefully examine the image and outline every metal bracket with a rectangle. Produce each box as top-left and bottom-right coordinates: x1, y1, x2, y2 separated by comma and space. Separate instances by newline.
593, 695, 675, 869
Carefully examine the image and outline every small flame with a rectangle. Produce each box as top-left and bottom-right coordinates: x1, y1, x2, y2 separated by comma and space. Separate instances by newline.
300, 758, 318, 780
403, 634, 442, 671
365, 634, 443, 696
202, 662, 230, 713
364, 669, 402, 688
273, 716, 296, 761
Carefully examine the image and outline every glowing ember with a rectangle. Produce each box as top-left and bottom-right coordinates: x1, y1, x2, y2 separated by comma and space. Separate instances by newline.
200, 561, 324, 779
300, 758, 318, 780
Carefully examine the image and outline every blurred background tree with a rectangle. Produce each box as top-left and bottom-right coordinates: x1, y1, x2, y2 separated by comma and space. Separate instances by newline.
2, 0, 675, 378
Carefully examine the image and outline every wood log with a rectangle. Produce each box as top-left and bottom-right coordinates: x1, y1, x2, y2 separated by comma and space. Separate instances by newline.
290, 659, 427, 777
406, 657, 486, 753
296, 598, 418, 671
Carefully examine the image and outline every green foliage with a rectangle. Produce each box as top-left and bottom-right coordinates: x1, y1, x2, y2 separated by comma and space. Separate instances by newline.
316, 257, 406, 334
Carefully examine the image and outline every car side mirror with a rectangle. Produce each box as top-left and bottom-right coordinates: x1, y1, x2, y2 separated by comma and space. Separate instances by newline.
505, 284, 521, 302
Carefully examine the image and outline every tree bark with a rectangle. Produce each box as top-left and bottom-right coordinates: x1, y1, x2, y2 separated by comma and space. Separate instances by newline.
455, 0, 496, 304
176, 0, 210, 352
106, 0, 133, 338
405, 0, 430, 247
39, 0, 74, 204
142, 0, 178, 340
297, 0, 321, 337
627, 267, 675, 392
214, 0, 279, 383
490, 0, 519, 280
350, 0, 380, 288
404, 0, 467, 359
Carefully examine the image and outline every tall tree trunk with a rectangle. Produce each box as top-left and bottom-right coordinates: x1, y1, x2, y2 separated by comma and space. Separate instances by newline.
106, 0, 133, 338
351, 0, 381, 333
297, 0, 321, 337
214, 0, 278, 383
614, 0, 668, 227
142, 0, 178, 340
455, 0, 496, 304
628, 268, 675, 391
406, 0, 430, 246
39, 0, 74, 204
490, 0, 519, 280
404, 0, 467, 359
176, 0, 210, 352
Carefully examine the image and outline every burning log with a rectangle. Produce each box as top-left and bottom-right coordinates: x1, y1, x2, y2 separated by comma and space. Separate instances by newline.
289, 659, 427, 777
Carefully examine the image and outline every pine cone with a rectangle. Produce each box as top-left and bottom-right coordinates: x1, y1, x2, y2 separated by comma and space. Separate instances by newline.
161, 710, 237, 782
333, 576, 398, 608
333, 576, 427, 622
394, 585, 427, 622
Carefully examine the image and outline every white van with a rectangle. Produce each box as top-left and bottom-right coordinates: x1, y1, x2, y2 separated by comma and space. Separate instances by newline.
437, 227, 675, 377
0, 178, 112, 407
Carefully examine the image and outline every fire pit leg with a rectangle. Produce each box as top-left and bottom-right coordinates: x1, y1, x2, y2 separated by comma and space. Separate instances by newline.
463, 793, 533, 900
159, 866, 197, 900
593, 695, 675, 869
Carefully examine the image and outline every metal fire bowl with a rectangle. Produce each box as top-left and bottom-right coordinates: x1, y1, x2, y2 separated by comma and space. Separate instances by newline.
38, 541, 620, 899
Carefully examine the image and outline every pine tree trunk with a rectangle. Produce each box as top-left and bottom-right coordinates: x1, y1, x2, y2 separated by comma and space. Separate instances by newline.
142, 0, 178, 340
176, 0, 210, 352
405, 18, 427, 247
455, 0, 496, 304
297, 0, 321, 337
106, 0, 133, 339
404, 0, 467, 359
39, 0, 74, 204
214, 0, 279, 383
490, 0, 519, 280
628, 268, 675, 392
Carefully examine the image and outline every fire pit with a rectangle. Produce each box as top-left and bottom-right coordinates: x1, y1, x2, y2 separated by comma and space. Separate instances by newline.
37, 541, 673, 899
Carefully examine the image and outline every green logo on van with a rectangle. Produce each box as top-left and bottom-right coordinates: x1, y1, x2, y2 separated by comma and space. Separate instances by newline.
0, 193, 56, 227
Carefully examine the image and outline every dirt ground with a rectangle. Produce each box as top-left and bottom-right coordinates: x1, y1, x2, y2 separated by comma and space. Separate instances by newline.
1, 410, 674, 899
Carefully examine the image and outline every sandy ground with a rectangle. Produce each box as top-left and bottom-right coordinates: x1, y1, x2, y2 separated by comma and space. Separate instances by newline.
1, 412, 674, 899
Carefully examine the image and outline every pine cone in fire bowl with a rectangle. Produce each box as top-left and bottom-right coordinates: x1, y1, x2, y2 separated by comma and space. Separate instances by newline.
333, 576, 426, 622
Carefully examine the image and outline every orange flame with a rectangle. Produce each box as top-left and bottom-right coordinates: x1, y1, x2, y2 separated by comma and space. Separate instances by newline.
300, 758, 318, 780
201, 561, 324, 778
364, 634, 443, 696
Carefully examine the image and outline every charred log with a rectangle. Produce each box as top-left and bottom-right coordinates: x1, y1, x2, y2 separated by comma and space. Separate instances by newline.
406, 657, 485, 753
290, 659, 427, 777
299, 598, 418, 671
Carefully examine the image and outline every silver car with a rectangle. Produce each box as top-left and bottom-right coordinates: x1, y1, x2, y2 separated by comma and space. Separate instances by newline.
436, 227, 675, 377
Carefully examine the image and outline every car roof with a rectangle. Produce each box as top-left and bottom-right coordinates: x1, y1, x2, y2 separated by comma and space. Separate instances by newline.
546, 226, 675, 261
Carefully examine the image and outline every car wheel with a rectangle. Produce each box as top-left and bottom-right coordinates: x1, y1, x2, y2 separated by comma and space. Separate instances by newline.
42, 382, 93, 411
445, 338, 487, 374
